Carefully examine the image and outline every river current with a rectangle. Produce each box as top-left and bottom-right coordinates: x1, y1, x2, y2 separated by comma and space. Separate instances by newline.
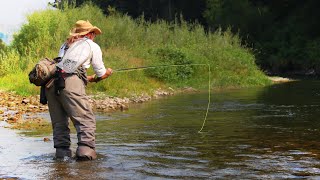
1, 80, 320, 179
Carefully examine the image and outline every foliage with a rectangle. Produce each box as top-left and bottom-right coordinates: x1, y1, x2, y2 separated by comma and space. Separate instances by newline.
204, 0, 320, 75
146, 46, 194, 82
0, 39, 6, 51
0, 4, 270, 96
48, 0, 320, 75
49, 0, 207, 23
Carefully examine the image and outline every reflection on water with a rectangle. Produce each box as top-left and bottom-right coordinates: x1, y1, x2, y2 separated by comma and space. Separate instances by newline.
2, 80, 320, 179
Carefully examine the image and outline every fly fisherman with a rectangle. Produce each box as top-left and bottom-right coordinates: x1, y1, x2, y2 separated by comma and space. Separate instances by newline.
46, 20, 113, 160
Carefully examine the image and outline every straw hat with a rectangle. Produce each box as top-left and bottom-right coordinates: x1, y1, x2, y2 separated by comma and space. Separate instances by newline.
69, 20, 102, 37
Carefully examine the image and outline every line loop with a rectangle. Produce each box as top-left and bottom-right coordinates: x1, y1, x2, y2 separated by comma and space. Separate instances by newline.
114, 64, 211, 133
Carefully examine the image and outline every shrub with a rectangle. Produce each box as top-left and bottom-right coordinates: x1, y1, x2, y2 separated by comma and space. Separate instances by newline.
146, 46, 194, 82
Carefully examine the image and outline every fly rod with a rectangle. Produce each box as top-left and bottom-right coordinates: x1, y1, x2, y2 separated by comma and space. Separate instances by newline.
114, 64, 211, 133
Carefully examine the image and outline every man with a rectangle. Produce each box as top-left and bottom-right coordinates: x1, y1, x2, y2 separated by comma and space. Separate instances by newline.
46, 20, 112, 160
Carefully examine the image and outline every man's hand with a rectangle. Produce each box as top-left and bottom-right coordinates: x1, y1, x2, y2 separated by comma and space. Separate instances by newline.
100, 68, 113, 80
106, 68, 113, 76
88, 68, 113, 83
87, 74, 97, 83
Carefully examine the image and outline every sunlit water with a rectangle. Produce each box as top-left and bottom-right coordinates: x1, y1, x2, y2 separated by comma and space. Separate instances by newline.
2, 80, 320, 179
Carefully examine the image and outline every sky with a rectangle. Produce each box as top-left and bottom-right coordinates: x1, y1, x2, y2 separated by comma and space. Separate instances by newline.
0, 0, 52, 33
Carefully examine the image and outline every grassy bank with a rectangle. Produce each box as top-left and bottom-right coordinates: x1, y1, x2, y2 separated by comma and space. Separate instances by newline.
0, 4, 271, 97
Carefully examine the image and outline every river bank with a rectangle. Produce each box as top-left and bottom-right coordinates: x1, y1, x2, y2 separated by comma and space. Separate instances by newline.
268, 76, 295, 83
0, 87, 195, 131
0, 91, 50, 132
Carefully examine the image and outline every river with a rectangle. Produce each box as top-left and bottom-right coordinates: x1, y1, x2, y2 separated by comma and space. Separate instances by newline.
1, 80, 320, 179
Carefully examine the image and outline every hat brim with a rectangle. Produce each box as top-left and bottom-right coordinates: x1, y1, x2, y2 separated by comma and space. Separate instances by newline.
69, 26, 102, 37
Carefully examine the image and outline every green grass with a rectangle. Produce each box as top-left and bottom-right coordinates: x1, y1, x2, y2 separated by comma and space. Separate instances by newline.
0, 71, 39, 96
0, 3, 271, 97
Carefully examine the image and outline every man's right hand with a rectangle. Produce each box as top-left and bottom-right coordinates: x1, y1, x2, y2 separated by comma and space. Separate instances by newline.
106, 68, 113, 77
88, 68, 113, 83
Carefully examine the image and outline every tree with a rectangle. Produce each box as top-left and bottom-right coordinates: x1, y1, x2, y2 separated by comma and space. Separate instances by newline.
48, 0, 206, 23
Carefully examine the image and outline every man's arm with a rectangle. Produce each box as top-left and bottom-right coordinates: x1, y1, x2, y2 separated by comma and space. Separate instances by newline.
87, 68, 113, 83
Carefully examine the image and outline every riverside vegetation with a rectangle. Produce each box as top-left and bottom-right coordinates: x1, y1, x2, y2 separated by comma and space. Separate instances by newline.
0, 4, 271, 131
0, 4, 270, 96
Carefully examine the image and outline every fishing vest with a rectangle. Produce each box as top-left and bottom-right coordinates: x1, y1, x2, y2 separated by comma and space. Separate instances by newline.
56, 38, 93, 73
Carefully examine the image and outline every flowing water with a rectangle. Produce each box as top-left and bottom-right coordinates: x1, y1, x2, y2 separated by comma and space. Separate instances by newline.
2, 80, 320, 179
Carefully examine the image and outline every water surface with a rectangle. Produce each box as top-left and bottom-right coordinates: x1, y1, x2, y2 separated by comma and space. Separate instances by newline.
2, 80, 320, 179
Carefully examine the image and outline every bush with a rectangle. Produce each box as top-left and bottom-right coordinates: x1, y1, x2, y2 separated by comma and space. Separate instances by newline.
0, 39, 6, 51
146, 46, 194, 82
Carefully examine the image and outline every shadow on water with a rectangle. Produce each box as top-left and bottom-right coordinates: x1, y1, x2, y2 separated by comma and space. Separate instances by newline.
2, 80, 320, 179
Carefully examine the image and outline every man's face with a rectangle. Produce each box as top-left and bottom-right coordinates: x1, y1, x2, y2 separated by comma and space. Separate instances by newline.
89, 32, 96, 40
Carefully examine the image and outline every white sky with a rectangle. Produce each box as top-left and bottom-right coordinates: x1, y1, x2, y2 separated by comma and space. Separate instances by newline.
0, 0, 52, 32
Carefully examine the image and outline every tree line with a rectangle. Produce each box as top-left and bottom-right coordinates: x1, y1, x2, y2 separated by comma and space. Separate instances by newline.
49, 0, 320, 76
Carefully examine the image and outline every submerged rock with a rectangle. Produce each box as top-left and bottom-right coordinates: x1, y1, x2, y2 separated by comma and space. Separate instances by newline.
43, 137, 51, 142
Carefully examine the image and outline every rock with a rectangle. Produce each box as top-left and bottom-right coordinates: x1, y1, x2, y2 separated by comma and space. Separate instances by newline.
7, 102, 15, 107
22, 98, 30, 104
8, 107, 16, 111
43, 137, 51, 142
268, 76, 294, 83
120, 104, 128, 111
28, 105, 37, 109
7, 116, 18, 123
182, 87, 197, 92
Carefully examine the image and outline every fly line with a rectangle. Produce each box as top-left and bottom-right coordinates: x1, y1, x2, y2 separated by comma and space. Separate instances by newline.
114, 64, 211, 133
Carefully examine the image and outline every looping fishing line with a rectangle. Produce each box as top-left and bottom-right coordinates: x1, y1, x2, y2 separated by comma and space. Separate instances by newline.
114, 64, 211, 133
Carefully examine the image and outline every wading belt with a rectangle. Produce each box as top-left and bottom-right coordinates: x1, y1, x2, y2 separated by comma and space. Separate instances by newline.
54, 67, 88, 96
